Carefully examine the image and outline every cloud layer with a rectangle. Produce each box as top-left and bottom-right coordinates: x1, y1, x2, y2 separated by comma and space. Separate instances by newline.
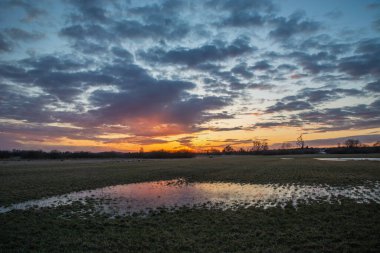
0, 0, 379, 150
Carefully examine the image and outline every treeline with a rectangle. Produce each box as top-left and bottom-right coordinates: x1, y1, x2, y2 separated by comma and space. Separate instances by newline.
0, 150, 195, 160
206, 147, 321, 156
208, 146, 380, 156
324, 146, 380, 154
208, 138, 380, 156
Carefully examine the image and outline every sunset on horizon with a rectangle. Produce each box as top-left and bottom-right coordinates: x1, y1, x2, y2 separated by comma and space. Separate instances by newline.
1, 1, 380, 252
1, 0, 380, 152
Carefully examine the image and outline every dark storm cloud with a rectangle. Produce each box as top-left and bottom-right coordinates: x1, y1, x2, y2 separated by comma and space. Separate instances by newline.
0, 33, 12, 53
114, 19, 190, 40
338, 38, 380, 77
269, 11, 321, 40
298, 35, 352, 55
4, 28, 44, 41
0, 51, 231, 136
0, 55, 114, 102
1, 0, 46, 22
61, 0, 190, 44
210, 0, 276, 28
257, 99, 380, 132
231, 63, 254, 78
276, 64, 298, 71
248, 83, 275, 90
220, 12, 266, 27
88, 79, 196, 124
283, 88, 363, 104
111, 47, 134, 61
373, 18, 380, 32
128, 0, 185, 24
166, 97, 230, 124
251, 60, 272, 71
60, 24, 112, 42
253, 120, 303, 128
176, 136, 195, 149
207, 0, 275, 13
365, 80, 380, 92
266, 101, 313, 113
88, 80, 229, 128
301, 100, 380, 132
71, 40, 108, 55
207, 126, 244, 132
0, 84, 56, 123
140, 37, 255, 66
20, 55, 89, 71
66, 0, 110, 23
287, 51, 336, 74
60, 20, 189, 45
103, 136, 169, 145
263, 86, 364, 117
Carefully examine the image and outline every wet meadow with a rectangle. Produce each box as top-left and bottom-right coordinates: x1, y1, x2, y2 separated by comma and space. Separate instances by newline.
1, 155, 380, 252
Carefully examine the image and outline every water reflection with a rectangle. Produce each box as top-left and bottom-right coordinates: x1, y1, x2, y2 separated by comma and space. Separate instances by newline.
1, 179, 379, 215
315, 158, 380, 161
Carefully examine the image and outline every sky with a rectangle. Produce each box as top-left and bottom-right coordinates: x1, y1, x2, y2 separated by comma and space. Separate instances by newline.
0, 0, 380, 152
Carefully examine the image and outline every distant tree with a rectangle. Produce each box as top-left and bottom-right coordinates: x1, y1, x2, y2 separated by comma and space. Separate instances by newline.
139, 147, 144, 153
252, 140, 262, 152
252, 140, 268, 152
374, 141, 380, 147
344, 139, 360, 149
281, 142, 292, 150
296, 134, 305, 149
49, 150, 61, 159
223, 145, 234, 154
209, 148, 221, 155
261, 141, 269, 151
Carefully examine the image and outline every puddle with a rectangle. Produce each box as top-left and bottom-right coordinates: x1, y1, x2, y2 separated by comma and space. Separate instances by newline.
281, 158, 294, 160
1, 179, 379, 216
315, 158, 380, 161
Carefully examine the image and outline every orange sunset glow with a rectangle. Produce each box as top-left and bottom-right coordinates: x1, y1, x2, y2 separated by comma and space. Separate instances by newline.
0, 0, 379, 152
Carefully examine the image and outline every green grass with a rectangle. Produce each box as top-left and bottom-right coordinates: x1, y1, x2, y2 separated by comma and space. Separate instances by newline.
1, 155, 380, 205
1, 201, 379, 252
1, 155, 380, 252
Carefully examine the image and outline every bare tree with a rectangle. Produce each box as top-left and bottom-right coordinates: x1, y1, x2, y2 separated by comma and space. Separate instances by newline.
296, 134, 305, 149
374, 141, 380, 147
344, 139, 360, 148
252, 140, 268, 152
281, 142, 292, 149
252, 140, 262, 152
223, 145, 234, 154
209, 148, 221, 154
261, 140, 269, 151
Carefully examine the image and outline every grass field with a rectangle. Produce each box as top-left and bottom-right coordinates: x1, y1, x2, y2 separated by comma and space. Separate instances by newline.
1, 155, 380, 252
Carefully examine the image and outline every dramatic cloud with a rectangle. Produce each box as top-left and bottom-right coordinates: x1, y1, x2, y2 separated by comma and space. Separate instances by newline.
0, 33, 12, 53
269, 11, 321, 40
1, 0, 46, 22
140, 37, 255, 66
338, 39, 380, 77
0, 0, 379, 150
5, 28, 44, 41
365, 80, 380, 93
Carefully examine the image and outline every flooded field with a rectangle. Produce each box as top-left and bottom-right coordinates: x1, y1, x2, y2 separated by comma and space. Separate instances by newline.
315, 158, 380, 161
1, 179, 379, 216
